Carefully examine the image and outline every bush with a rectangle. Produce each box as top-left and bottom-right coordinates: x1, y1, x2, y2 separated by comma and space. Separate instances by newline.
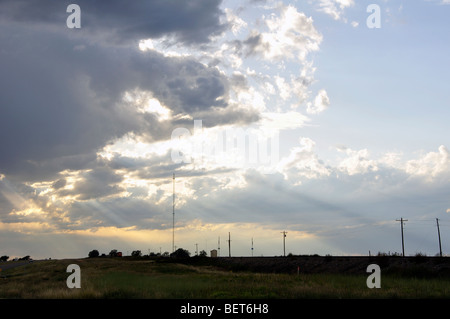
170, 248, 190, 259
131, 250, 142, 257
109, 249, 118, 257
414, 252, 427, 264
88, 250, 100, 258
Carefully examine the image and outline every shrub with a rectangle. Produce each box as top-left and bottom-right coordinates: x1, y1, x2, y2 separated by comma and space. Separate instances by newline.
414, 252, 427, 264
170, 248, 190, 259
131, 250, 142, 257
88, 250, 100, 258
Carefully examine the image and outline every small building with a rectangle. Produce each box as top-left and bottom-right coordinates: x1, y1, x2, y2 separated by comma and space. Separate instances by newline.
210, 249, 217, 258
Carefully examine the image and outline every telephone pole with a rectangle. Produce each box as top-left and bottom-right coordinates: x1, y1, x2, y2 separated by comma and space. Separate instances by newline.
281, 231, 287, 257
227, 232, 231, 257
436, 218, 443, 257
251, 237, 254, 257
396, 218, 407, 257
218, 236, 221, 257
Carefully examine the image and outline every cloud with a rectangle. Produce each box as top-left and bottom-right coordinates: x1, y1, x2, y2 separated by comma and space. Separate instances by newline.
405, 145, 450, 180
337, 147, 378, 176
0, 0, 227, 45
65, 167, 125, 201
242, 5, 323, 61
307, 89, 330, 114
0, 17, 258, 183
225, 8, 248, 35
2, 1, 448, 259
278, 137, 331, 182
313, 0, 355, 21
2, 135, 449, 257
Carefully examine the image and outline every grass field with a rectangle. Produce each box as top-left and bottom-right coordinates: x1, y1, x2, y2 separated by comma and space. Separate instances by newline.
1, 257, 450, 299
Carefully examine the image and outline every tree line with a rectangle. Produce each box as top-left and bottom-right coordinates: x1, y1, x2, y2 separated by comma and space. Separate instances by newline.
88, 248, 207, 259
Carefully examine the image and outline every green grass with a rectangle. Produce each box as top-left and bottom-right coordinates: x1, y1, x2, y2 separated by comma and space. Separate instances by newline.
1, 258, 450, 298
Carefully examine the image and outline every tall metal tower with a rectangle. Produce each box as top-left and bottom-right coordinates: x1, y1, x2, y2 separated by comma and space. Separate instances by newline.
172, 173, 175, 253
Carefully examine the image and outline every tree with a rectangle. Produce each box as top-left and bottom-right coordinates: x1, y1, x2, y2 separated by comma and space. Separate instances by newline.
199, 250, 207, 257
131, 250, 142, 257
88, 250, 100, 258
109, 249, 118, 257
0, 255, 9, 262
170, 248, 190, 259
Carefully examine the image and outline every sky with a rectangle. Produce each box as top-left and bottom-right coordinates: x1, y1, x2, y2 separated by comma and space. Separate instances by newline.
0, 0, 449, 259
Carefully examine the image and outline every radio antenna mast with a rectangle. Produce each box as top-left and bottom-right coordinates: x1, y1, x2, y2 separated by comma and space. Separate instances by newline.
172, 173, 175, 253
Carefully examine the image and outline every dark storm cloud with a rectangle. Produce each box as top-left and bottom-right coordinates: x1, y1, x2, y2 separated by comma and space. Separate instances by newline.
63, 166, 125, 201
0, 0, 227, 45
0, 0, 261, 242
0, 5, 257, 182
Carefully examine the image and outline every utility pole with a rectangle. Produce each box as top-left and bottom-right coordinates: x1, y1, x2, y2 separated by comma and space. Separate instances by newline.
281, 231, 287, 257
172, 173, 175, 253
251, 237, 254, 257
195, 243, 198, 256
396, 218, 407, 257
227, 232, 231, 257
436, 218, 443, 257
218, 236, 220, 257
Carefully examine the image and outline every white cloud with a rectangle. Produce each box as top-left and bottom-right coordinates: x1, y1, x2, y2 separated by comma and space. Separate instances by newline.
405, 145, 450, 179
123, 90, 172, 121
314, 0, 355, 20
278, 137, 331, 182
225, 8, 248, 35
275, 76, 292, 100
260, 111, 310, 131
248, 5, 322, 61
337, 147, 378, 175
307, 89, 330, 114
